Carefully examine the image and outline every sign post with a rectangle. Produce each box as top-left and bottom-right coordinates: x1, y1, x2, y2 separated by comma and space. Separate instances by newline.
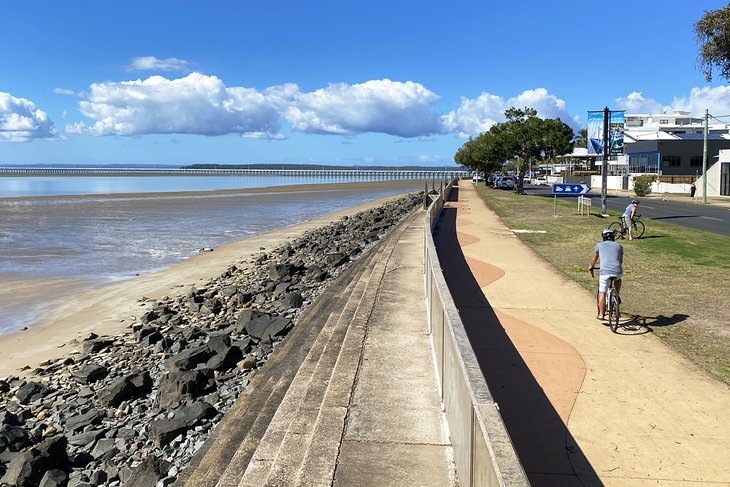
551, 184, 591, 216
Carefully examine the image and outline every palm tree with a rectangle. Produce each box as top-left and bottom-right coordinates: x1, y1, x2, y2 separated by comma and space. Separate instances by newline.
574, 128, 588, 149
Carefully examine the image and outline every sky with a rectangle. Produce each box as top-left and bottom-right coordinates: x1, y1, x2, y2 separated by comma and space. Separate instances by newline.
1, 0, 730, 167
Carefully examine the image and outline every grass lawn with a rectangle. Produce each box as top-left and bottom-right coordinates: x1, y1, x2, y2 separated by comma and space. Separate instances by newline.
473, 184, 730, 385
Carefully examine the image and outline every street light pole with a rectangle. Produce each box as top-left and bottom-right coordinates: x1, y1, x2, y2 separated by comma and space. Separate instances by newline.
601, 106, 610, 215
702, 108, 708, 204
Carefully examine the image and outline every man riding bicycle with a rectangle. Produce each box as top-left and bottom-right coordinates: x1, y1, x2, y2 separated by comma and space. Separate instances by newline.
623, 199, 639, 240
589, 228, 624, 320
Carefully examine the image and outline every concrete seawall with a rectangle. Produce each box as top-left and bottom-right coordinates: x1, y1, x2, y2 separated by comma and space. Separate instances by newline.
424, 181, 529, 486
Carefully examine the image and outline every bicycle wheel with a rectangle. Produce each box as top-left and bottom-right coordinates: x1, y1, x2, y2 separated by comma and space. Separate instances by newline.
608, 291, 621, 333
632, 220, 645, 238
608, 222, 624, 239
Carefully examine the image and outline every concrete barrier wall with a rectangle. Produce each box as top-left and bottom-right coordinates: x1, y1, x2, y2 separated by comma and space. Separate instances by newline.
424, 181, 529, 487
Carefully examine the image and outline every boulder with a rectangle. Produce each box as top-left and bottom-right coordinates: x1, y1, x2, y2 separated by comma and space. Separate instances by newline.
123, 455, 169, 487
16, 381, 50, 404
73, 364, 108, 384
157, 369, 211, 409
164, 346, 212, 372
39, 469, 68, 487
65, 409, 105, 433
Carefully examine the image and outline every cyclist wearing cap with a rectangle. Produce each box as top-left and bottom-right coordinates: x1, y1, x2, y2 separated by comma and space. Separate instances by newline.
623, 199, 639, 240
589, 229, 624, 320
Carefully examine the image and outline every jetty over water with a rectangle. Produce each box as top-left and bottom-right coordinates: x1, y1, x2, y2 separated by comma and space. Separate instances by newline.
0, 166, 468, 179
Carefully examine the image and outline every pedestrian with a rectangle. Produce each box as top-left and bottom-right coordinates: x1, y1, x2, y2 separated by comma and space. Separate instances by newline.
690, 182, 696, 198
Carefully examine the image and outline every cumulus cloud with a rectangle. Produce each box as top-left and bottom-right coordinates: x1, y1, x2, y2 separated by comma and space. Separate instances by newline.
671, 86, 730, 118
442, 88, 580, 138
126, 56, 192, 72
0, 92, 56, 142
614, 91, 666, 113
66, 73, 284, 138
282, 79, 444, 138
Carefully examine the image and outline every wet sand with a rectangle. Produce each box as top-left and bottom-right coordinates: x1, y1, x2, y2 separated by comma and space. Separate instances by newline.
0, 180, 427, 377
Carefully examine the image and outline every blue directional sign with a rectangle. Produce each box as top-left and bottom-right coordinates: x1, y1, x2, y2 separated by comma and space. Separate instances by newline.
551, 183, 591, 195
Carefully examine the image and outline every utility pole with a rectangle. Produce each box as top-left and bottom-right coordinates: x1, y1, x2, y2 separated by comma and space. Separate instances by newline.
702, 108, 708, 204
601, 106, 610, 215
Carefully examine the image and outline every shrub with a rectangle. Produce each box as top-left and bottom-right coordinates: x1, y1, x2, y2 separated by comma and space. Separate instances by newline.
633, 176, 653, 196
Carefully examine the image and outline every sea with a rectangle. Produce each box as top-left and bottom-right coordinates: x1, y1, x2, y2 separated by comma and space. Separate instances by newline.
0, 174, 424, 334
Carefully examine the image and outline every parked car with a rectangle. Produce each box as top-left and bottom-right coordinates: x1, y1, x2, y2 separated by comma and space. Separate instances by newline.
472, 173, 485, 184
534, 176, 548, 186
495, 176, 515, 189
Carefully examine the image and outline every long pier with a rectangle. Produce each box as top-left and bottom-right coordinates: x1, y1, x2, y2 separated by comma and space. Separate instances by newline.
0, 166, 468, 179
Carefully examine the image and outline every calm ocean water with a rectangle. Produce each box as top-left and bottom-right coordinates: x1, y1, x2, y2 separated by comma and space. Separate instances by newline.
0, 174, 401, 198
0, 175, 423, 333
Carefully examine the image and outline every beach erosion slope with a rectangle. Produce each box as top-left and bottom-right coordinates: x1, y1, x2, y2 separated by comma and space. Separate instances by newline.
0, 180, 427, 377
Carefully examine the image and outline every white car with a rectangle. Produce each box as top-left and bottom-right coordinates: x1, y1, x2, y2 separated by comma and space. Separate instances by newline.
534, 176, 548, 186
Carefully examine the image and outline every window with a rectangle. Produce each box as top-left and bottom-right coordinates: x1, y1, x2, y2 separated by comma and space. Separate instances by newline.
660, 119, 669, 124
662, 155, 681, 167
690, 156, 702, 167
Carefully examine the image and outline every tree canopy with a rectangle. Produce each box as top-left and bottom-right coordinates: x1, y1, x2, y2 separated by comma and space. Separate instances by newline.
695, 3, 730, 81
453, 107, 574, 193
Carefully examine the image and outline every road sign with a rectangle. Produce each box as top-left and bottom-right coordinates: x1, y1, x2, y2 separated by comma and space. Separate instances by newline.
551, 183, 591, 195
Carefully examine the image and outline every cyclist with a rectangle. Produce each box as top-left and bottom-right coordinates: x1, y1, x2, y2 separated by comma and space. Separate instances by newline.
589, 228, 624, 320
622, 199, 640, 240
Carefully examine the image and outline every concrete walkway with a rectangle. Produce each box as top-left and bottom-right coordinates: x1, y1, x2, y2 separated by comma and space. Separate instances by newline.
437, 182, 730, 486
180, 212, 457, 486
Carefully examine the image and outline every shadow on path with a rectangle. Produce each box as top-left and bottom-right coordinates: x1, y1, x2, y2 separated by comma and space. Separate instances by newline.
434, 185, 602, 487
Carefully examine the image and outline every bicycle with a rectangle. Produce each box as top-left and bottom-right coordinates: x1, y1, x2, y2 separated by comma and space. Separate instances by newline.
608, 214, 645, 240
590, 267, 621, 333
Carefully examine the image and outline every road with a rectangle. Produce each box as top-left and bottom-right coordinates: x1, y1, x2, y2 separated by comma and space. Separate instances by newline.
522, 185, 730, 237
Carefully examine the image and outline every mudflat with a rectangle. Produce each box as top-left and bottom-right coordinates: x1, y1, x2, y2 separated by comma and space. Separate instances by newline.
0, 180, 427, 377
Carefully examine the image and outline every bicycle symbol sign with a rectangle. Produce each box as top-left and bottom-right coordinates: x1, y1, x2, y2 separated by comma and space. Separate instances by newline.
551, 183, 591, 195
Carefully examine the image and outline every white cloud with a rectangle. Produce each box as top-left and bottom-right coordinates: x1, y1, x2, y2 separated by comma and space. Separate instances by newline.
53, 88, 78, 96
126, 56, 192, 72
442, 88, 580, 138
0, 92, 56, 142
671, 86, 730, 118
66, 73, 284, 138
283, 79, 443, 138
614, 91, 666, 113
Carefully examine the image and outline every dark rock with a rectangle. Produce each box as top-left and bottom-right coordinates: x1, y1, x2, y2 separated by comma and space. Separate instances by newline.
157, 370, 211, 409
164, 346, 212, 372
0, 436, 68, 487
0, 450, 41, 487
268, 263, 294, 280
88, 469, 107, 485
97, 371, 152, 408
278, 292, 303, 310
73, 364, 108, 384
16, 381, 50, 404
206, 335, 231, 356
0, 425, 32, 452
1, 411, 20, 427
326, 252, 349, 267
90, 438, 118, 461
81, 338, 113, 354
39, 469, 67, 487
149, 418, 187, 448
67, 429, 104, 447
65, 409, 104, 433
177, 401, 218, 426
124, 455, 169, 487
236, 310, 291, 340
205, 346, 243, 372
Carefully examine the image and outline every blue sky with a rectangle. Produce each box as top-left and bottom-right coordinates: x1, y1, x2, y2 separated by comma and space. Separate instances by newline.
1, 0, 729, 166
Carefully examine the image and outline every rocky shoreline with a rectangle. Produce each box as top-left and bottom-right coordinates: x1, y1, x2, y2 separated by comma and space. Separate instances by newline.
0, 192, 424, 487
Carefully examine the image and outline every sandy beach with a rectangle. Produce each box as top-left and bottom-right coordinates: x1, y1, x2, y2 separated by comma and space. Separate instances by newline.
0, 180, 426, 377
